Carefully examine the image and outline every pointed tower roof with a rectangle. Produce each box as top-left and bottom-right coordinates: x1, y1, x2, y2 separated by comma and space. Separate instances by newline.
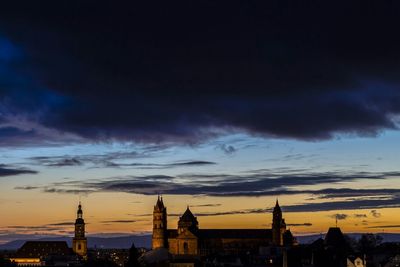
180, 206, 196, 222
155, 195, 165, 210
324, 227, 345, 247
75, 202, 84, 224
273, 198, 281, 213
78, 202, 83, 215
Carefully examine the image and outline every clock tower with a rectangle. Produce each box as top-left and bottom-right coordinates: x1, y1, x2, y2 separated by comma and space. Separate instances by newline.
72, 202, 87, 259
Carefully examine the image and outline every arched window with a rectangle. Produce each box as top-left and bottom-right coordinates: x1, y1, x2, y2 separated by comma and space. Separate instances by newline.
183, 242, 189, 254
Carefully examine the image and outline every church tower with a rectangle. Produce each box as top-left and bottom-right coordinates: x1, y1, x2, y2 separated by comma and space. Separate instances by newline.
178, 206, 199, 234
272, 199, 286, 246
152, 196, 168, 249
72, 202, 87, 259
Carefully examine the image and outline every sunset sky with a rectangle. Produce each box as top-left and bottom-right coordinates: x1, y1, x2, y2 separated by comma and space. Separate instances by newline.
1, 1, 400, 244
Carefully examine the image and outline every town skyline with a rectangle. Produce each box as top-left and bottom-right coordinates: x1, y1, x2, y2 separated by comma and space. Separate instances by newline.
1, 1, 400, 247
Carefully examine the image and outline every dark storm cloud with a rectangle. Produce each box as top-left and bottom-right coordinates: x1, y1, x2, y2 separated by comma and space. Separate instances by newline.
1, 2, 400, 144
0, 164, 37, 177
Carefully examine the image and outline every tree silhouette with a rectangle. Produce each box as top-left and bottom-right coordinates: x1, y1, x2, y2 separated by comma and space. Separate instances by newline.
358, 234, 383, 254
126, 243, 140, 267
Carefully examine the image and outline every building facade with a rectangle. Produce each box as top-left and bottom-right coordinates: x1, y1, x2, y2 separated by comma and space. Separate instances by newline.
72, 202, 87, 259
10, 241, 77, 266
151, 197, 295, 256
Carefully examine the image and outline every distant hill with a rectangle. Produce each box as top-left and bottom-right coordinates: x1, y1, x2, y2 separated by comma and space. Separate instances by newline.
0, 234, 152, 250
2, 232, 400, 250
296, 233, 400, 244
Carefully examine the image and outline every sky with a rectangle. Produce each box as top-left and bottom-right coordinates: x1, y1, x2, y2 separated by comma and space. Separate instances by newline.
1, 1, 400, 244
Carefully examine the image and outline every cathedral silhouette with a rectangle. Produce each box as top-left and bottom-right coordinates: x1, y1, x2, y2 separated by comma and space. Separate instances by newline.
152, 196, 295, 256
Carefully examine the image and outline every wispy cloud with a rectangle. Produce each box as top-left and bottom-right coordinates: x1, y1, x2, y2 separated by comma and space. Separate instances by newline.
190, 204, 222, 208
329, 214, 348, 220
100, 220, 139, 224
30, 154, 216, 169
216, 144, 237, 155
370, 210, 382, 218
46, 222, 75, 226
287, 223, 313, 227
282, 198, 400, 213
14, 169, 400, 212
367, 225, 400, 229
353, 214, 367, 218
14, 186, 39, 190
0, 164, 37, 177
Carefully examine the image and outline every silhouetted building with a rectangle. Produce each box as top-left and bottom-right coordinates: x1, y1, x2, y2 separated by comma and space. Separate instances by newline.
383, 254, 400, 267
347, 255, 366, 267
272, 200, 287, 246
324, 227, 346, 248
153, 196, 168, 249
308, 227, 349, 267
9, 241, 78, 266
151, 197, 295, 258
9, 203, 89, 266
73, 202, 88, 259
126, 243, 140, 267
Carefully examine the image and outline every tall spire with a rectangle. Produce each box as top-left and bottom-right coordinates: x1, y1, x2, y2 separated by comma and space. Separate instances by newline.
155, 194, 165, 210
77, 202, 83, 219
272, 199, 285, 246
273, 198, 281, 213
